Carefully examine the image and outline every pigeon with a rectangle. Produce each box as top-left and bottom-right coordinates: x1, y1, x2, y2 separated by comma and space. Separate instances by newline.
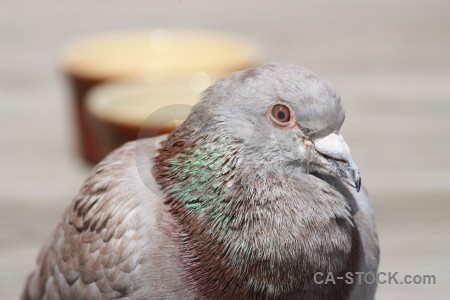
22, 64, 379, 300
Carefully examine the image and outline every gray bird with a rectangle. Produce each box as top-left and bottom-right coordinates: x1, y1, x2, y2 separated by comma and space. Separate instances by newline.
22, 64, 379, 300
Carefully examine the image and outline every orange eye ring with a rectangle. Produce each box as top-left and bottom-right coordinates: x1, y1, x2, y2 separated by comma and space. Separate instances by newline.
271, 104, 291, 123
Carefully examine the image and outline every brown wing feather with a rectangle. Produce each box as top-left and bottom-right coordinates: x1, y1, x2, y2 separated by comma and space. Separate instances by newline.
22, 138, 194, 300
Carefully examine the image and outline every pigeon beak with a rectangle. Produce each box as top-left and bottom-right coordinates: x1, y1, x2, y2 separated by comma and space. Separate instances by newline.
312, 133, 361, 192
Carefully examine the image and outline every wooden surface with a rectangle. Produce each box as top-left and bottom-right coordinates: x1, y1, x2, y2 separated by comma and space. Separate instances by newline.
1, 0, 449, 299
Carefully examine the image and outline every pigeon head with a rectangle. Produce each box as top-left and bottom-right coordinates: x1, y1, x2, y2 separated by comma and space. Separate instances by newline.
154, 63, 361, 299
186, 63, 360, 191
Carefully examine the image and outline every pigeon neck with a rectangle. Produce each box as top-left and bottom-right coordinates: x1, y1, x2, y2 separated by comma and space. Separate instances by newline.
154, 126, 359, 300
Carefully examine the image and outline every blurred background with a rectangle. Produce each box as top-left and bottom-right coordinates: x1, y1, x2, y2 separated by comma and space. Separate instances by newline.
0, 0, 449, 299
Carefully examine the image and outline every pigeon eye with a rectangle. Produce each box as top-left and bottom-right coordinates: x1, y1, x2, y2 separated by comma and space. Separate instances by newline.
271, 104, 291, 123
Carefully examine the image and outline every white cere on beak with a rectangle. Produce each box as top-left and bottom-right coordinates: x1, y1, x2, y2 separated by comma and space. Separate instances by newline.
313, 133, 362, 191
313, 133, 352, 163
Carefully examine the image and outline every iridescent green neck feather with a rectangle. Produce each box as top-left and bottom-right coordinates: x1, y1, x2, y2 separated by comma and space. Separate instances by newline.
161, 134, 239, 227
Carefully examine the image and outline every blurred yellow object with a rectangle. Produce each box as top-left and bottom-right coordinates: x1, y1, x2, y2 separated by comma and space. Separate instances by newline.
86, 80, 200, 158
87, 81, 199, 128
60, 28, 260, 163
61, 28, 260, 81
